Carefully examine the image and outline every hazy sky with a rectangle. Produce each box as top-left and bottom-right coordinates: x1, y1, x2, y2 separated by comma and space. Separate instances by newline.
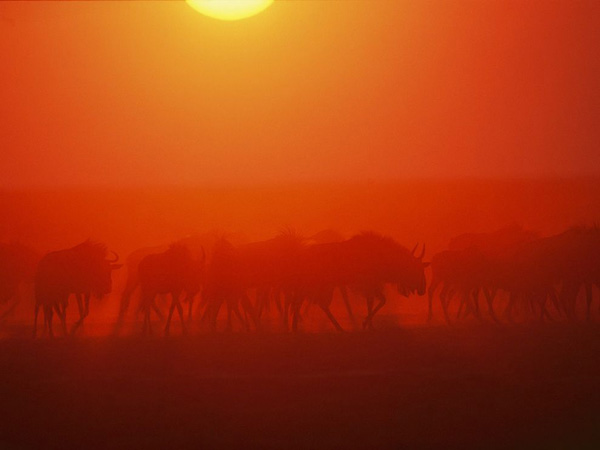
1, 1, 599, 187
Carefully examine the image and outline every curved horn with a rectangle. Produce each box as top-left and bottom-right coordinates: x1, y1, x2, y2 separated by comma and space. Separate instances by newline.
107, 251, 119, 263
418, 244, 426, 260
411, 243, 419, 256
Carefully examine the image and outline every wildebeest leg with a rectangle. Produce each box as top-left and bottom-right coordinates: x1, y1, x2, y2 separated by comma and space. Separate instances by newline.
427, 278, 441, 322
319, 296, 344, 332
186, 294, 195, 323
535, 291, 550, 322
232, 302, 248, 331
459, 288, 480, 320
45, 305, 54, 338
339, 286, 356, 328
240, 293, 258, 331
469, 288, 482, 321
364, 292, 387, 330
199, 298, 213, 325
439, 285, 452, 324
152, 297, 165, 322
203, 299, 222, 332
165, 291, 182, 335
71, 293, 85, 335
176, 301, 187, 335
55, 302, 68, 336
484, 288, 500, 323
211, 301, 222, 331
285, 291, 302, 331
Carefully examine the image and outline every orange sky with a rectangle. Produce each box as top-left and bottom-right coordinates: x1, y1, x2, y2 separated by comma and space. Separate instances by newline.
1, 0, 599, 187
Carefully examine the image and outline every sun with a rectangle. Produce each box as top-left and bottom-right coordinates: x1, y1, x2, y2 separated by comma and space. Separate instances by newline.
186, 0, 274, 21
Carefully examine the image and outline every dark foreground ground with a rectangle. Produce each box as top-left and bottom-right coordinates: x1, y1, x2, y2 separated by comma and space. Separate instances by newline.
1, 325, 600, 449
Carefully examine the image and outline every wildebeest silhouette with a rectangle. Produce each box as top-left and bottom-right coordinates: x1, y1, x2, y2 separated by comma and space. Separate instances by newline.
428, 247, 491, 323
291, 232, 428, 331
499, 234, 570, 321
554, 226, 600, 320
34, 241, 121, 337
201, 238, 257, 331
0, 243, 39, 321
302, 229, 356, 327
116, 233, 223, 331
201, 230, 305, 331
138, 243, 205, 336
429, 225, 540, 323
119, 243, 168, 321
238, 230, 305, 328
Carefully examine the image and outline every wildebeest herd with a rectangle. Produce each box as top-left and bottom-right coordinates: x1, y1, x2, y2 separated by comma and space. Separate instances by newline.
1, 224, 599, 337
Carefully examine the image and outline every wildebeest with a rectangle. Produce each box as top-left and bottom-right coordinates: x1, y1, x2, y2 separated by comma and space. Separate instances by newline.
33, 241, 122, 337
0, 243, 39, 321
238, 230, 305, 327
499, 234, 568, 322
201, 231, 305, 331
545, 226, 600, 320
508, 226, 600, 321
138, 244, 205, 335
427, 247, 492, 323
428, 225, 539, 323
290, 232, 429, 331
201, 238, 257, 331
116, 233, 222, 332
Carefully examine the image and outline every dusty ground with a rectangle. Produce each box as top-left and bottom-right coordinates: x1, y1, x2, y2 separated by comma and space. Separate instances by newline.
1, 325, 600, 449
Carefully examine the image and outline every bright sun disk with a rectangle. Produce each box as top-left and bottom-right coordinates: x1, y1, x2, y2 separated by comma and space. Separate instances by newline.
186, 0, 274, 21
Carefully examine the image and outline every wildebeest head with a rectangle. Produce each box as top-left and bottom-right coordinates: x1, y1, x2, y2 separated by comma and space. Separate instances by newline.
350, 232, 429, 297
74, 242, 122, 297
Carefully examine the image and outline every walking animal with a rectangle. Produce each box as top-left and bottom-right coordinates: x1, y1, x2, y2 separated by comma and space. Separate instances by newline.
138, 244, 205, 335
429, 225, 539, 323
33, 241, 121, 337
116, 233, 218, 332
291, 232, 428, 331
